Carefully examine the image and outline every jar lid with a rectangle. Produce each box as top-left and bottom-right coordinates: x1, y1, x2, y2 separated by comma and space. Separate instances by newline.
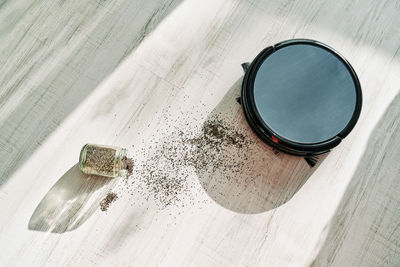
241, 39, 362, 155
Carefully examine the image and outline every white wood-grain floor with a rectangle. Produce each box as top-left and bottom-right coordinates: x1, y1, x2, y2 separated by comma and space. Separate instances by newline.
0, 0, 399, 266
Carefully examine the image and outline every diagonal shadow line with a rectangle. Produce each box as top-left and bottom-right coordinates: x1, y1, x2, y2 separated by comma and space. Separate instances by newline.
2, 0, 399, 190
256, 0, 400, 57
0, 0, 184, 187
311, 93, 400, 266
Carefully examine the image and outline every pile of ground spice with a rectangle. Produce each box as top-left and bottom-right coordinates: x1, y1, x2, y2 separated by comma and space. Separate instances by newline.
95, 95, 258, 211
185, 118, 251, 172
125, 157, 134, 177
121, 112, 254, 209
100, 192, 118, 211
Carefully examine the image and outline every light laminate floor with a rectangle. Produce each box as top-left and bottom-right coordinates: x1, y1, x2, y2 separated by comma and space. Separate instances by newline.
0, 0, 399, 266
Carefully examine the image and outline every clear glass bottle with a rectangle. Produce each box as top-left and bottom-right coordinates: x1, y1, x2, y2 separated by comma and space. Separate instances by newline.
79, 144, 128, 178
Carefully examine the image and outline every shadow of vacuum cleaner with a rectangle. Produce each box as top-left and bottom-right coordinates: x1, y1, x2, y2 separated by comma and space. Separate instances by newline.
195, 39, 361, 214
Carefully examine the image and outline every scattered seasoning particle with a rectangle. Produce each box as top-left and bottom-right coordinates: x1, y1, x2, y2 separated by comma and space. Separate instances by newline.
119, 112, 253, 209
102, 99, 261, 213
100, 192, 118, 212
125, 157, 134, 177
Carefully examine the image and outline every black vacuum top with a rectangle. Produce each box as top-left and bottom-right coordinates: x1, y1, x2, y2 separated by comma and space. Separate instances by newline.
241, 39, 362, 157
254, 43, 357, 144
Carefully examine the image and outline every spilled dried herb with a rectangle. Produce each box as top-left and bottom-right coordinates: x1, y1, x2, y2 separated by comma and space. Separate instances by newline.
100, 192, 118, 211
120, 115, 253, 208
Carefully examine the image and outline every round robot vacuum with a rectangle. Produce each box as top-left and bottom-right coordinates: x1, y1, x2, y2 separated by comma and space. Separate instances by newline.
239, 39, 362, 166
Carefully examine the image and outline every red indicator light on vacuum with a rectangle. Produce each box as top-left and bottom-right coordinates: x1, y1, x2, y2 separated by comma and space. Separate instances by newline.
271, 136, 279, 143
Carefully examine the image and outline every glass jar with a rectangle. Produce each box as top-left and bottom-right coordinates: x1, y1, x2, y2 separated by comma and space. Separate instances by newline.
79, 144, 128, 178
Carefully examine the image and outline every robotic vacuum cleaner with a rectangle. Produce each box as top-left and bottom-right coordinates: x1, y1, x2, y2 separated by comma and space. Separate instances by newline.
239, 39, 362, 166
